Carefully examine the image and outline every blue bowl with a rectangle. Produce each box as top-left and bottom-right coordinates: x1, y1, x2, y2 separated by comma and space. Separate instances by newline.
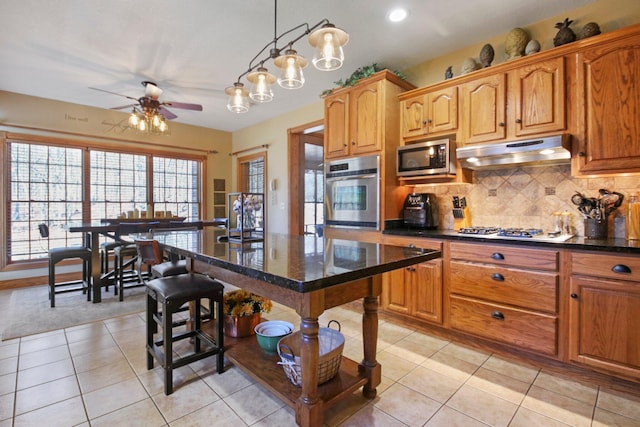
255, 321, 294, 353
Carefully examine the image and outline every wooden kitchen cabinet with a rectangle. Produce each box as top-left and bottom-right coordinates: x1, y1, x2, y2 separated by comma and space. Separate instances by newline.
569, 251, 640, 380
461, 73, 507, 144
399, 85, 458, 141
448, 241, 560, 356
573, 26, 640, 174
324, 70, 414, 160
381, 236, 443, 325
384, 258, 443, 324
460, 57, 566, 144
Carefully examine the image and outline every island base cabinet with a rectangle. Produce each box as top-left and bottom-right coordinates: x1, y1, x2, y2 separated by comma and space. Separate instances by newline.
569, 276, 640, 381
450, 296, 558, 356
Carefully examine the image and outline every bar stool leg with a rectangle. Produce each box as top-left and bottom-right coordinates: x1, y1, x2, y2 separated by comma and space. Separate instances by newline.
163, 299, 174, 396
146, 291, 156, 370
49, 259, 55, 308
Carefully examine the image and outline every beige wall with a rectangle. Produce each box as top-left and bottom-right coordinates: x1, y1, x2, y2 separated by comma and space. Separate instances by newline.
230, 102, 324, 234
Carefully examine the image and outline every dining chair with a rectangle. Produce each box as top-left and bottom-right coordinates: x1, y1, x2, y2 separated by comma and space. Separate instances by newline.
38, 223, 92, 307
135, 238, 225, 395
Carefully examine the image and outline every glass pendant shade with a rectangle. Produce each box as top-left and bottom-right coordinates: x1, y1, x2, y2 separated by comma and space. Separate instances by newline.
309, 24, 349, 71
225, 83, 250, 113
138, 118, 147, 132
247, 67, 276, 103
273, 49, 307, 89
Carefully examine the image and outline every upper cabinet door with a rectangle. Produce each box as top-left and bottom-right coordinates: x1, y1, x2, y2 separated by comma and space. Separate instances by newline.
400, 86, 458, 141
349, 80, 383, 155
462, 73, 507, 144
400, 95, 428, 140
324, 92, 350, 158
428, 86, 458, 135
512, 57, 566, 137
576, 36, 640, 174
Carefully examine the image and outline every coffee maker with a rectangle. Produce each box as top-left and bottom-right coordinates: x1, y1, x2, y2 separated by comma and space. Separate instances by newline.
403, 193, 439, 229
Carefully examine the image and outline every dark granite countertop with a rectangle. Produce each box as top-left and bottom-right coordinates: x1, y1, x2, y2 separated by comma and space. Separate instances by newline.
383, 226, 640, 255
151, 229, 441, 293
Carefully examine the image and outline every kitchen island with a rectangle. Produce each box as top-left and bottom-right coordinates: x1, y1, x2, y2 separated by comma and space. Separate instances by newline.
151, 229, 441, 427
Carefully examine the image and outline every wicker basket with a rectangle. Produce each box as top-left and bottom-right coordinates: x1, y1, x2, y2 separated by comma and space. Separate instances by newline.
277, 320, 344, 387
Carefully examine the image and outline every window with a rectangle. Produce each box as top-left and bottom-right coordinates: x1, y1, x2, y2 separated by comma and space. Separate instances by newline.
153, 157, 200, 219
5, 139, 203, 265
238, 154, 265, 193
9, 143, 84, 261
90, 151, 147, 221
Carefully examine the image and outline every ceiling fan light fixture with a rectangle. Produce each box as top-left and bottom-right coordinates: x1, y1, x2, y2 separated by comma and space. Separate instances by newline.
309, 23, 348, 71
225, 82, 250, 113
274, 49, 307, 89
247, 67, 276, 103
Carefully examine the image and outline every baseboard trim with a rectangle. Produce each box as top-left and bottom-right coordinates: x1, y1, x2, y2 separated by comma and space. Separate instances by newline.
0, 272, 83, 291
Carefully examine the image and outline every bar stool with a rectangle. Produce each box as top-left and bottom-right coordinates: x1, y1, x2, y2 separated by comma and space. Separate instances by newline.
136, 239, 225, 395
38, 223, 92, 308
114, 243, 145, 301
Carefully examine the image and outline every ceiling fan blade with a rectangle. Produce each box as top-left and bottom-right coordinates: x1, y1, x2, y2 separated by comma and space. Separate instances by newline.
89, 87, 139, 101
158, 106, 178, 120
162, 101, 203, 111
110, 103, 138, 110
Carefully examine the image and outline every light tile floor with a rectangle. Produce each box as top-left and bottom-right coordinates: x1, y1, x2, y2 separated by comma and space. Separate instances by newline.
1, 302, 640, 426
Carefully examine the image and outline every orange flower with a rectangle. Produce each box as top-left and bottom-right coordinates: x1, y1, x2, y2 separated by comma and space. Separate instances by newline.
223, 289, 272, 317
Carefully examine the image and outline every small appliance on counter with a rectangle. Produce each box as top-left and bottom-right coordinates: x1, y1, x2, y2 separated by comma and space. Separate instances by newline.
403, 193, 439, 229
452, 196, 471, 231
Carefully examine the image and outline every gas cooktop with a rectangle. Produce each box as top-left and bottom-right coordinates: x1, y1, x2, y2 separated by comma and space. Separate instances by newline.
457, 227, 574, 242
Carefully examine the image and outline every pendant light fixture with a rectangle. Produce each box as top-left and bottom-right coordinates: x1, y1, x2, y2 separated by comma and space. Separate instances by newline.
225, 0, 348, 114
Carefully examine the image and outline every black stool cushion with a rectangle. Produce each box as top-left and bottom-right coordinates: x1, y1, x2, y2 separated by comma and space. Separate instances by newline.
49, 246, 91, 263
147, 274, 224, 306
151, 259, 188, 278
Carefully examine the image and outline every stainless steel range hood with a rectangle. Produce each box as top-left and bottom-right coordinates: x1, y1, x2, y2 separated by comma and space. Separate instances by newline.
456, 134, 571, 170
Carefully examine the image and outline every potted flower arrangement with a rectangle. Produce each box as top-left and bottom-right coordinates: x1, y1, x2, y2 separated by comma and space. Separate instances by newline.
222, 289, 273, 337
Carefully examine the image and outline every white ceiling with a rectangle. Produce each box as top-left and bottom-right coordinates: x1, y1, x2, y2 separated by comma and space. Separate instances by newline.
0, 0, 594, 133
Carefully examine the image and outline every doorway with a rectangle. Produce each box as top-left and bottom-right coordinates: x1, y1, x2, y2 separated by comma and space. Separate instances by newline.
287, 119, 324, 236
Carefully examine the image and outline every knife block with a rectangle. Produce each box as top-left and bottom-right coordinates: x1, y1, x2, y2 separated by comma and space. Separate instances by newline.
452, 207, 471, 231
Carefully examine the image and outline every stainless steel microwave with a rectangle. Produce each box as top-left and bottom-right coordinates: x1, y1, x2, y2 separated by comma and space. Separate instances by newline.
396, 139, 456, 177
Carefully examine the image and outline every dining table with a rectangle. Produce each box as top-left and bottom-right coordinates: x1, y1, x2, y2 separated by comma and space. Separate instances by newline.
149, 227, 441, 427
67, 219, 215, 302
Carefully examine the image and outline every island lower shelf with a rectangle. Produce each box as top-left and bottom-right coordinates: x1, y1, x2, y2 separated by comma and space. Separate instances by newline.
217, 329, 369, 410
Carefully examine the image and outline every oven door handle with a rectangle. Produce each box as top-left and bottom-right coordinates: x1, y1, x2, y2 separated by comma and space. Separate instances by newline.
326, 174, 377, 181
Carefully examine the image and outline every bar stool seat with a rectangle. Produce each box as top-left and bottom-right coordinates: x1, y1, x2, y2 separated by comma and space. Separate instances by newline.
151, 259, 188, 278
137, 239, 225, 395
40, 224, 92, 307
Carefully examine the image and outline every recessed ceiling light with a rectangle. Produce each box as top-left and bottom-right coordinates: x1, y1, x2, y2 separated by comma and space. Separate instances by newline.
388, 8, 408, 23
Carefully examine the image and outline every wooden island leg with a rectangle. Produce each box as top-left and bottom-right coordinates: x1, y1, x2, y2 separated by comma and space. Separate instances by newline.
296, 316, 323, 427
361, 292, 381, 398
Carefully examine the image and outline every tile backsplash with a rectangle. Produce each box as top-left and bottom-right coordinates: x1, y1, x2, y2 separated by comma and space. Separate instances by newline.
412, 165, 640, 237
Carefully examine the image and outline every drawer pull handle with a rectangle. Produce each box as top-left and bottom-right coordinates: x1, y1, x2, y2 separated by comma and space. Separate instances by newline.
491, 311, 505, 320
491, 273, 505, 281
611, 264, 632, 274
491, 252, 504, 260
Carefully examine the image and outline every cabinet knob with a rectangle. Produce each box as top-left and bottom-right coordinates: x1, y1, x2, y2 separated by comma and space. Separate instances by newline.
343, 143, 348, 147
611, 264, 632, 274
515, 118, 522, 124
570, 293, 578, 299
406, 266, 416, 272
578, 151, 586, 157
427, 119, 433, 124
351, 141, 355, 146
491, 273, 505, 281
491, 311, 505, 320
491, 252, 504, 260
498, 122, 505, 127
422, 120, 428, 125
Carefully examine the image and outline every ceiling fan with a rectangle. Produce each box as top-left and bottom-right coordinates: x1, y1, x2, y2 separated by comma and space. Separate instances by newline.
90, 81, 203, 120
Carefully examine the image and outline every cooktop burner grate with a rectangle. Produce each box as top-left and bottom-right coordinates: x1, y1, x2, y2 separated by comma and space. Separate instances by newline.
496, 228, 544, 238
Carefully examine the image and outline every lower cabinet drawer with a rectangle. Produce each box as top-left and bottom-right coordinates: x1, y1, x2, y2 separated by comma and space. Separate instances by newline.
450, 261, 558, 313
450, 296, 558, 356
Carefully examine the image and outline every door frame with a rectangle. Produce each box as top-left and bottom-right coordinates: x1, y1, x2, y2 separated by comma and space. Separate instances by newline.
287, 119, 324, 235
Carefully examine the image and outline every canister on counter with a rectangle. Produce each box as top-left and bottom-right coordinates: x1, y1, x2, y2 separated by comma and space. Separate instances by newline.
627, 193, 640, 240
